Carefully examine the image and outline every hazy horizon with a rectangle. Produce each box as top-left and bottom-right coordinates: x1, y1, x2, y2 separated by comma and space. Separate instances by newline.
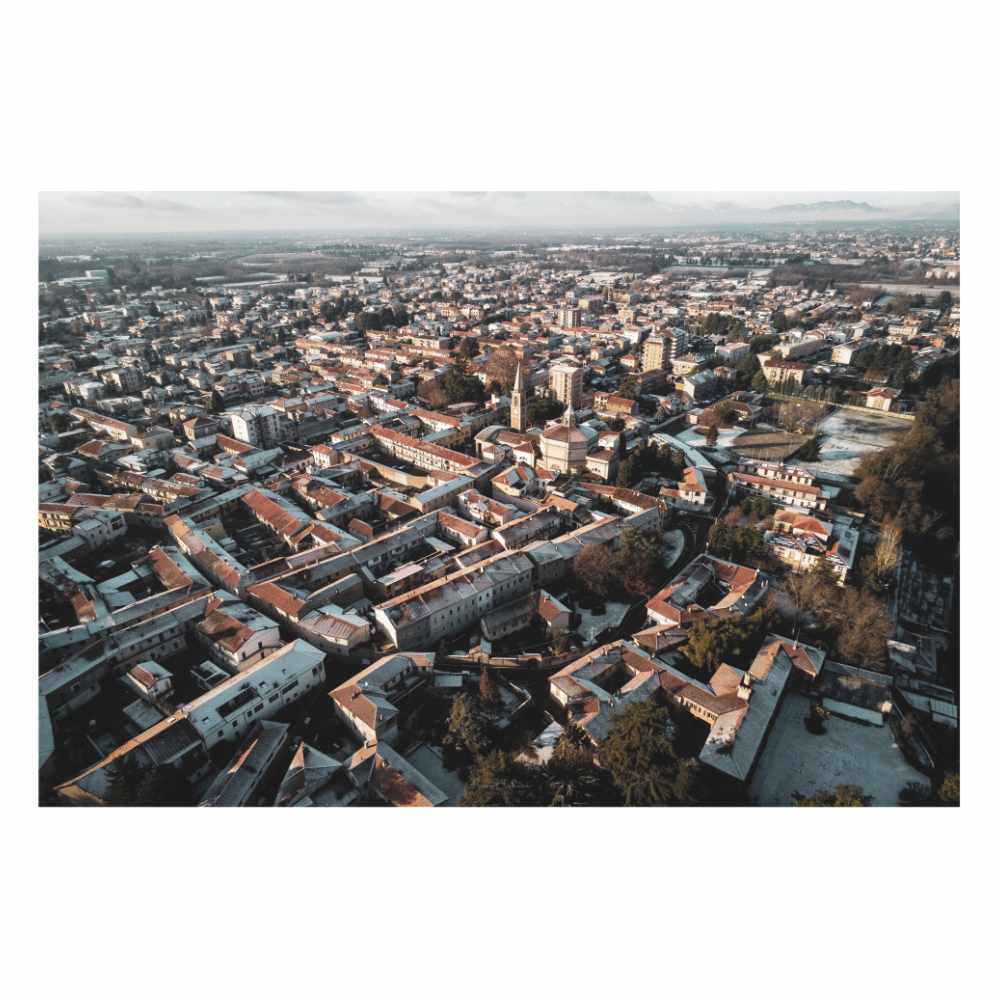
39, 191, 960, 236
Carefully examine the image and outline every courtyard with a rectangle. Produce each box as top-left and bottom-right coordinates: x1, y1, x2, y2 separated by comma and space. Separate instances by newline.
748, 692, 930, 807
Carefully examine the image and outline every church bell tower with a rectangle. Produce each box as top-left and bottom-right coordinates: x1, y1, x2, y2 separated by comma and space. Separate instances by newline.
510, 362, 526, 432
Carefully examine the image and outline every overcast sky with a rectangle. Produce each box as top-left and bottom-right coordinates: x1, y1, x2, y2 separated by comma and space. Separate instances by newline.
38, 191, 960, 234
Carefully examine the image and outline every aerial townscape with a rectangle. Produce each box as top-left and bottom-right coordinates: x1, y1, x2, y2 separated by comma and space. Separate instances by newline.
37, 208, 960, 808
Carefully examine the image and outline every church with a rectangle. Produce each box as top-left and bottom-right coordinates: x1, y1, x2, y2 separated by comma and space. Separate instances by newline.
509, 363, 594, 475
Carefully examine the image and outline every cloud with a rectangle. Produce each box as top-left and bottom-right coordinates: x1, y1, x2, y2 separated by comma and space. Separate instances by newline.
38, 190, 961, 234
252, 191, 365, 206
63, 192, 194, 213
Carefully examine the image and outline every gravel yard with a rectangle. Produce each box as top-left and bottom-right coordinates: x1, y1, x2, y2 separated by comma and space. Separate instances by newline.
748, 692, 930, 807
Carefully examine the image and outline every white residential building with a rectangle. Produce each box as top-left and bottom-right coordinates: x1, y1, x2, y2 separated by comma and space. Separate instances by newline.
183, 640, 326, 747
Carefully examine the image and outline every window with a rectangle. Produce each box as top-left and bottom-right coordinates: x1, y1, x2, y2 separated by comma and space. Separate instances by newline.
232, 721, 239, 729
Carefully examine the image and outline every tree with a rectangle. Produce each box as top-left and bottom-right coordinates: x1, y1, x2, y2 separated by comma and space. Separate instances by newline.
655, 405, 668, 423
479, 667, 502, 714
854, 470, 907, 521
210, 389, 225, 412
616, 457, 636, 488
597, 701, 702, 806
444, 693, 491, 755
525, 396, 563, 426
443, 358, 486, 406
551, 630, 571, 655
793, 784, 873, 807
706, 520, 766, 563
797, 435, 821, 461
458, 336, 479, 359
572, 544, 621, 600
872, 518, 904, 580
460, 751, 533, 806
107, 755, 191, 807
705, 425, 719, 446
938, 773, 960, 806
617, 527, 664, 598
616, 374, 640, 400
552, 723, 593, 767
485, 343, 520, 387
681, 607, 780, 676
47, 412, 69, 433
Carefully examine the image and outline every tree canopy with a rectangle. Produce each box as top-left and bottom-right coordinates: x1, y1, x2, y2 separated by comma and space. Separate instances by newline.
681, 606, 780, 676
597, 702, 703, 806
793, 784, 873, 807
106, 755, 191, 807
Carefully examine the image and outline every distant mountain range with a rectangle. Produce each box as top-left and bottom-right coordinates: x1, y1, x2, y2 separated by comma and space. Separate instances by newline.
766, 200, 885, 215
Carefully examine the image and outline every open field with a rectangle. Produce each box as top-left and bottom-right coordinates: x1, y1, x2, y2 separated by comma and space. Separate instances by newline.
794, 409, 911, 476
749, 693, 929, 807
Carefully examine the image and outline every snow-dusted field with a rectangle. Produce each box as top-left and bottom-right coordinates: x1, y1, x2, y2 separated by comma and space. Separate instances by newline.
794, 409, 911, 477
748, 693, 930, 807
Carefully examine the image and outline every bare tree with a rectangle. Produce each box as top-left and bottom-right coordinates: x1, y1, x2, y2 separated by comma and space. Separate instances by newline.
873, 518, 904, 579
572, 545, 622, 600
830, 587, 893, 671
485, 344, 521, 387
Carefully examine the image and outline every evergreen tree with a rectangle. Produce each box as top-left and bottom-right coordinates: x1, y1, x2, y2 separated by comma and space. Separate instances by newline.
938, 773, 960, 806
681, 606, 779, 676
479, 667, 501, 713
443, 693, 491, 755
551, 630, 571, 655
107, 755, 191, 807
597, 702, 702, 806
797, 436, 822, 461
793, 784, 873, 807
460, 751, 533, 806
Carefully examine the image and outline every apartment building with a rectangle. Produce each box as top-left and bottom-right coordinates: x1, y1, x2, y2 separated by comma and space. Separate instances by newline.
728, 460, 830, 510
556, 306, 582, 329
642, 328, 688, 371
195, 598, 284, 672
182, 639, 326, 747
330, 652, 436, 747
231, 404, 284, 449
715, 342, 751, 365
548, 363, 584, 408
374, 550, 534, 649
761, 359, 808, 385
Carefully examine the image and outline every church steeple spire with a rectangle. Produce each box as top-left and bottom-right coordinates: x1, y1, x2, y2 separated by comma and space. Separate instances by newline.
563, 398, 577, 428
510, 362, 526, 432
